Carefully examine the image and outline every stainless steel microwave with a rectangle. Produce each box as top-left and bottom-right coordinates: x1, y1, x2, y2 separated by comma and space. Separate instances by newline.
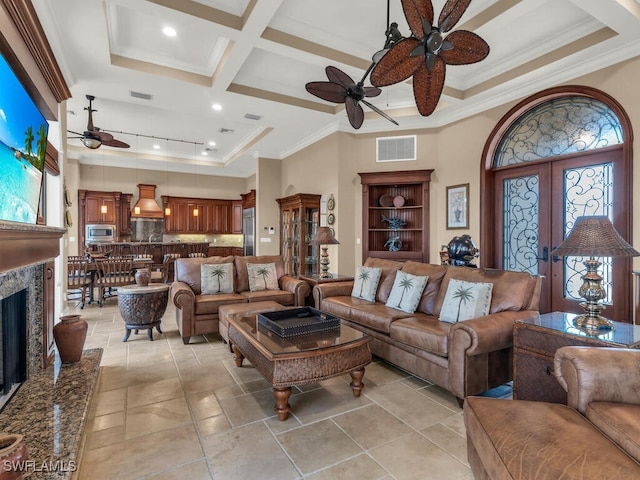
85, 224, 116, 244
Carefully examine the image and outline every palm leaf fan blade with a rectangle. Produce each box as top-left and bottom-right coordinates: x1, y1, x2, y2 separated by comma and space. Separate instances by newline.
402, 0, 434, 37
363, 86, 382, 98
325, 66, 355, 88
305, 81, 348, 103
371, 38, 423, 87
413, 57, 446, 116
345, 97, 365, 129
438, 0, 471, 32
439, 31, 489, 64
102, 139, 130, 148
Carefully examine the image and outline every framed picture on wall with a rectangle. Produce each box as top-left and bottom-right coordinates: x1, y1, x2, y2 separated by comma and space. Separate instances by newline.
446, 183, 469, 229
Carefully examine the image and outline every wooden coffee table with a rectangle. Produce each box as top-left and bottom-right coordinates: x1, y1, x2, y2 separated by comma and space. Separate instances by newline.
227, 313, 372, 421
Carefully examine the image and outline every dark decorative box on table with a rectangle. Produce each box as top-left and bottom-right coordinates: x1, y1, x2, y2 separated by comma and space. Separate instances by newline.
258, 307, 340, 338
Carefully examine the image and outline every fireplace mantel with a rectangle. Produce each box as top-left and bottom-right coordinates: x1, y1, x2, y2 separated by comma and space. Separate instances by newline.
0, 222, 65, 273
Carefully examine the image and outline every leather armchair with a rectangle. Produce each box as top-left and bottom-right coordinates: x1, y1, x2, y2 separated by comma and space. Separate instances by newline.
464, 346, 640, 479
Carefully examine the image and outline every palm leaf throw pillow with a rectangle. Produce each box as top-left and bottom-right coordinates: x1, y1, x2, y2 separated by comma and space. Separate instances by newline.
247, 263, 279, 291
201, 263, 234, 294
385, 270, 429, 314
439, 279, 493, 323
351, 266, 382, 302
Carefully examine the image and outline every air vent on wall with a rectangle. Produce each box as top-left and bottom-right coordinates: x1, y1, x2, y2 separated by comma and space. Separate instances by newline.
244, 113, 262, 121
130, 90, 153, 100
376, 135, 416, 162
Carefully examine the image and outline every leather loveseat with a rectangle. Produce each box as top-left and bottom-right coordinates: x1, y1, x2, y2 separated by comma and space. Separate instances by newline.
312, 257, 542, 403
464, 346, 640, 479
170, 255, 310, 344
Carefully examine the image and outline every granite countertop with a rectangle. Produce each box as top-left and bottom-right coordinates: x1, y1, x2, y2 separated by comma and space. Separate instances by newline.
0, 349, 102, 479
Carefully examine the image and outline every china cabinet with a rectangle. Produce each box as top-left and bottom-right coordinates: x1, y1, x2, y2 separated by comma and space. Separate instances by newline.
358, 170, 433, 263
276, 193, 321, 276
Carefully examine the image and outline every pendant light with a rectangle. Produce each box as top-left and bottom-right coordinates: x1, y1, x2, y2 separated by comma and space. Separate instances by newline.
164, 138, 171, 216
192, 142, 199, 217
100, 157, 107, 214
133, 135, 141, 215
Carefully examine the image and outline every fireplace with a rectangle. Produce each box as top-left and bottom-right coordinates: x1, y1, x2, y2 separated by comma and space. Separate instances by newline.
0, 222, 64, 409
0, 265, 47, 409
0, 290, 27, 401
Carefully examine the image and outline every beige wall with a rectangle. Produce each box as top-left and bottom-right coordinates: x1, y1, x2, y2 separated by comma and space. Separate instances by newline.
78, 164, 246, 201
272, 56, 640, 275
255, 157, 281, 255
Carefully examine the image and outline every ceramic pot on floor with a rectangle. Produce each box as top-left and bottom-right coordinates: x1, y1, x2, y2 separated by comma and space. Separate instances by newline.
53, 314, 88, 363
0, 433, 28, 480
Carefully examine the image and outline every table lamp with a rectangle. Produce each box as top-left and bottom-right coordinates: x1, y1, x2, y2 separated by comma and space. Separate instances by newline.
551, 216, 640, 331
309, 227, 340, 278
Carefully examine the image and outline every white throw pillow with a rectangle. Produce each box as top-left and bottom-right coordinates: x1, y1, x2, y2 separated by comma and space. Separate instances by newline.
247, 263, 279, 291
439, 279, 493, 323
385, 270, 429, 314
351, 266, 382, 302
201, 263, 234, 294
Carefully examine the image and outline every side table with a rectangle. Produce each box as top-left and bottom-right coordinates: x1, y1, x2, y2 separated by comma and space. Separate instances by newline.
117, 284, 170, 342
513, 311, 640, 403
298, 274, 354, 307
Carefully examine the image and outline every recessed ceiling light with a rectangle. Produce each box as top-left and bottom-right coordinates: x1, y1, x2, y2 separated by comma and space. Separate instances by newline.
153, 144, 160, 149
201, 151, 208, 156
208, 141, 216, 146
212, 103, 222, 111
163, 26, 177, 37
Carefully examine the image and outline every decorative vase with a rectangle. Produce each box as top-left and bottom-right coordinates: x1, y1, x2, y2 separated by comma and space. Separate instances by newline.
0, 434, 28, 480
135, 268, 151, 286
53, 314, 88, 363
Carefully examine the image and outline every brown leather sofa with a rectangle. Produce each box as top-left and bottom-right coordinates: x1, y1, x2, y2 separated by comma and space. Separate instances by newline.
464, 347, 640, 479
313, 257, 542, 402
170, 255, 310, 344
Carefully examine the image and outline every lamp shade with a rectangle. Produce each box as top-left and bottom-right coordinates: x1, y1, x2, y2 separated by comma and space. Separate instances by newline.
309, 227, 340, 246
551, 216, 640, 258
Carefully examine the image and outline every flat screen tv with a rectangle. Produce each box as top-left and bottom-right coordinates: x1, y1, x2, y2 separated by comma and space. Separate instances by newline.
0, 52, 48, 224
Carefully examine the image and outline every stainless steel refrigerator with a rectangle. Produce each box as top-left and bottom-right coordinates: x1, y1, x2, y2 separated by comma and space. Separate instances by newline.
242, 208, 255, 256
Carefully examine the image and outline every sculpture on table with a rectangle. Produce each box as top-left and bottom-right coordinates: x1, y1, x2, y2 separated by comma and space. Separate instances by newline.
447, 234, 478, 267
382, 215, 407, 252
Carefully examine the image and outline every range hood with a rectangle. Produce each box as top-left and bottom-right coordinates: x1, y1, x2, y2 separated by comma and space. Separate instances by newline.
131, 184, 164, 219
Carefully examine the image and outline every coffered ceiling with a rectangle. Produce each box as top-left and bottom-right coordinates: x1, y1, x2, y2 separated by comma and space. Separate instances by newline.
32, 0, 640, 177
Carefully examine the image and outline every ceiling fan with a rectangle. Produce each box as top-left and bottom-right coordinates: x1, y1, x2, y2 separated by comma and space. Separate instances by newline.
370, 0, 490, 116
68, 95, 130, 149
304, 0, 403, 129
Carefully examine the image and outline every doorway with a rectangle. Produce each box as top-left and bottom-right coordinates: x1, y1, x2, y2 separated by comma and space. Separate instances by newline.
481, 87, 633, 321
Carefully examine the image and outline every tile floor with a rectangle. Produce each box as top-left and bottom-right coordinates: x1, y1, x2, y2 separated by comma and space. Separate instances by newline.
72, 297, 475, 479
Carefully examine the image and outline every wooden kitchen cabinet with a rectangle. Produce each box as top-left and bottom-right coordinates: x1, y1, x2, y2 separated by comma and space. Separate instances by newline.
119, 193, 133, 235
78, 190, 128, 246
162, 195, 240, 234
232, 200, 243, 233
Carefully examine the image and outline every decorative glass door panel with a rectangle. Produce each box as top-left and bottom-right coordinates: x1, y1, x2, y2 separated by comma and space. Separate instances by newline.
561, 162, 613, 304
502, 174, 540, 275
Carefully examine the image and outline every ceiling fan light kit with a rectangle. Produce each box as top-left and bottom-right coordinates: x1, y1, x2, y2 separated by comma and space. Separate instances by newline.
68, 95, 130, 149
80, 137, 101, 149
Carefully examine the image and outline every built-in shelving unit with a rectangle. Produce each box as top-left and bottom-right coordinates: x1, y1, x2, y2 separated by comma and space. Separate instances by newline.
359, 170, 433, 263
